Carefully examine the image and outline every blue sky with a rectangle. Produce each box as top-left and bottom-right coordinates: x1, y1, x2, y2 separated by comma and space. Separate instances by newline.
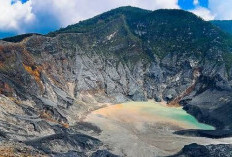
178, 0, 208, 10
0, 0, 231, 39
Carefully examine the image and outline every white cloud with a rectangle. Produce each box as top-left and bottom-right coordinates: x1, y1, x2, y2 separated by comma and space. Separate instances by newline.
31, 0, 180, 27
0, 0, 35, 33
1, 0, 232, 37
189, 0, 232, 21
208, 0, 232, 20
193, 0, 199, 5
190, 0, 232, 21
190, 7, 215, 21
0, 0, 179, 35
190, 0, 215, 21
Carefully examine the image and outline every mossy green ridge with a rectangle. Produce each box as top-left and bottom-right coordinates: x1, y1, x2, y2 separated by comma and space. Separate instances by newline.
49, 6, 232, 69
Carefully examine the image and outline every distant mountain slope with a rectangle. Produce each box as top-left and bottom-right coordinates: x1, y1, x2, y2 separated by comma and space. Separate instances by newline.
2, 33, 42, 43
211, 20, 232, 35
49, 6, 151, 34
51, 6, 232, 67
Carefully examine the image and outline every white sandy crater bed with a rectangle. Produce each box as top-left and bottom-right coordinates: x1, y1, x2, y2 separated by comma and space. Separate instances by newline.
85, 101, 232, 157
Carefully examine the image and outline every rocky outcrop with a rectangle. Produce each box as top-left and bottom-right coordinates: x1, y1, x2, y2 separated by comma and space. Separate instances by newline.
170, 143, 232, 157
174, 129, 232, 139
25, 133, 103, 156
91, 150, 119, 157
181, 68, 232, 129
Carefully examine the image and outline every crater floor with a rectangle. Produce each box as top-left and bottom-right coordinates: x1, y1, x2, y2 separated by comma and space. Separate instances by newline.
85, 101, 232, 157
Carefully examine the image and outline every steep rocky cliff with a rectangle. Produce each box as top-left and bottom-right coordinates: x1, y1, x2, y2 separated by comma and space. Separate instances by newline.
0, 6, 232, 156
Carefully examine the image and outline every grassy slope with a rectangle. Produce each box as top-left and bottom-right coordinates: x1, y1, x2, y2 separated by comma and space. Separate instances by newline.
49, 6, 151, 35
2, 33, 42, 43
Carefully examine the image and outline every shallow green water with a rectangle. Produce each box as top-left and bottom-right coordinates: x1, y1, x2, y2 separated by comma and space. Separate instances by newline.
121, 101, 215, 130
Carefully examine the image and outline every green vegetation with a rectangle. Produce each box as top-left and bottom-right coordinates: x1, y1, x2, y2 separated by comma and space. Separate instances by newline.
2, 33, 42, 43
138, 9, 232, 59
49, 6, 151, 36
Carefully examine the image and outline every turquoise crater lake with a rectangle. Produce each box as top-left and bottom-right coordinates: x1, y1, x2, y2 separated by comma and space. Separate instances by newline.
93, 101, 215, 130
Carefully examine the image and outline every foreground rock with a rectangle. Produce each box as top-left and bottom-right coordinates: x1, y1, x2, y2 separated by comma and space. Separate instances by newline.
0, 141, 46, 156
175, 129, 232, 139
170, 143, 232, 157
25, 133, 104, 156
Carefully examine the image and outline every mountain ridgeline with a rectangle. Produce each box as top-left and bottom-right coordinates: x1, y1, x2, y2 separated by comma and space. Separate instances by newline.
211, 20, 232, 35
51, 7, 232, 65
0, 6, 232, 156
